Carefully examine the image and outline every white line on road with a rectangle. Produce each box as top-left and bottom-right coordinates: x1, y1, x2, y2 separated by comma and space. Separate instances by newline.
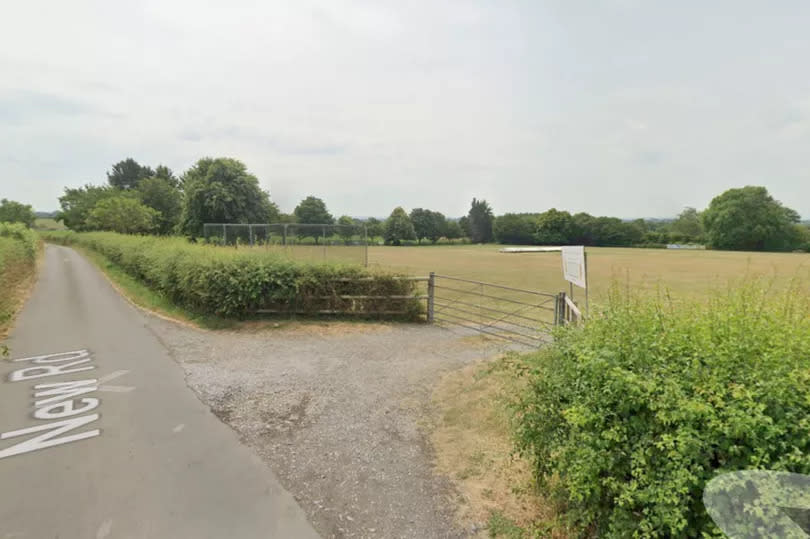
98, 370, 129, 383
97, 370, 135, 393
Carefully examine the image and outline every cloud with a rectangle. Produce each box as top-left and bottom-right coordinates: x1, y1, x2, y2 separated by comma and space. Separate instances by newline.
0, 90, 103, 124
1, 1, 809, 218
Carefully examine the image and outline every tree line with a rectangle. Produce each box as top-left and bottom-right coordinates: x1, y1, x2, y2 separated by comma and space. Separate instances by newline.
2, 156, 807, 252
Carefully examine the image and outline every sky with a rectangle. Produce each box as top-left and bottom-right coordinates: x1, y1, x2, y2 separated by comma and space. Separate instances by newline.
1, 0, 809, 218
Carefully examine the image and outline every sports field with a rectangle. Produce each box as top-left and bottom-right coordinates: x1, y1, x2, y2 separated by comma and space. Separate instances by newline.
369, 245, 810, 300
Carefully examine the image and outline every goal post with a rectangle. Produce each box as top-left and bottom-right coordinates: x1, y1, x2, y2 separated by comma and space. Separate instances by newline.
202, 223, 369, 267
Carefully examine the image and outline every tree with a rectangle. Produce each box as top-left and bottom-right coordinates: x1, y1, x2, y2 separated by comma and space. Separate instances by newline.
493, 213, 537, 244
410, 208, 432, 244
534, 209, 575, 245
410, 208, 447, 243
365, 217, 384, 240
795, 225, 810, 252
384, 207, 416, 246
0, 199, 36, 227
670, 207, 704, 242
57, 184, 122, 231
106, 158, 154, 190
277, 213, 297, 223
178, 157, 279, 236
702, 186, 801, 251
153, 164, 179, 188
293, 196, 334, 244
337, 215, 356, 244
137, 176, 182, 234
444, 219, 463, 242
86, 196, 158, 234
467, 198, 494, 243
294, 196, 334, 225
458, 216, 471, 238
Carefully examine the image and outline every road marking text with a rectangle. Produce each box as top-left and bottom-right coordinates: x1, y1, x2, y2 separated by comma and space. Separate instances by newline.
1, 349, 101, 459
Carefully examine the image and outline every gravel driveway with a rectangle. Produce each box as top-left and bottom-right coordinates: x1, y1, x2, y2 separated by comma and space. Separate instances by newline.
144, 316, 504, 538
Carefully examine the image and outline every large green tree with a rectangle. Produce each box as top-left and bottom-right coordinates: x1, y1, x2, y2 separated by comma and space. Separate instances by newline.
669, 207, 704, 242
106, 158, 154, 190
0, 199, 36, 227
702, 186, 801, 251
57, 184, 122, 231
534, 209, 575, 245
86, 196, 158, 234
137, 176, 182, 234
365, 217, 384, 240
493, 213, 537, 244
384, 207, 416, 246
467, 198, 494, 243
294, 196, 334, 224
153, 164, 178, 187
178, 157, 279, 236
337, 215, 356, 244
410, 208, 447, 243
444, 219, 464, 242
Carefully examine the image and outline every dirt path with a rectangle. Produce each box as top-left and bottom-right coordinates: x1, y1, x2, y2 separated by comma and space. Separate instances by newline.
145, 317, 506, 538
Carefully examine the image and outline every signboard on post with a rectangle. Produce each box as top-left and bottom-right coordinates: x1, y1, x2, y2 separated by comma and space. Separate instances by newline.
561, 245, 587, 289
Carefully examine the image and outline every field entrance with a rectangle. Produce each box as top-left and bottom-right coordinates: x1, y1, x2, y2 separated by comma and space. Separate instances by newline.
429, 274, 561, 347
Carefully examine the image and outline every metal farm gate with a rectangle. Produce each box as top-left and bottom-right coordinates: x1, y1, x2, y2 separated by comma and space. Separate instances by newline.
426, 273, 567, 348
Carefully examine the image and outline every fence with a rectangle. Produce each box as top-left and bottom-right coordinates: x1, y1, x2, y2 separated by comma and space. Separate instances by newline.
557, 291, 583, 326
203, 223, 369, 266
252, 276, 429, 317
428, 273, 562, 347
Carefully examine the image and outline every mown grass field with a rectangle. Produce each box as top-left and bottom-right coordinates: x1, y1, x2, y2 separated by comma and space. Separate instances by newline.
369, 244, 810, 299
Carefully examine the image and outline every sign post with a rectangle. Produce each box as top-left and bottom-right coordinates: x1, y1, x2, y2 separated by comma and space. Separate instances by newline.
561, 245, 588, 318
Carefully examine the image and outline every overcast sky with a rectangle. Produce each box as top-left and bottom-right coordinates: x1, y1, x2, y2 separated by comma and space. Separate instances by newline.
1, 1, 809, 218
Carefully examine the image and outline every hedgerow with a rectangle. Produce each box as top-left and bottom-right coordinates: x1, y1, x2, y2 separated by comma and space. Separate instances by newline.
43, 231, 422, 319
1, 223, 40, 341
512, 281, 810, 537
0, 222, 39, 259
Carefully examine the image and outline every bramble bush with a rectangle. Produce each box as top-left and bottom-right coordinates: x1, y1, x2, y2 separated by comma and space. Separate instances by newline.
512, 280, 810, 537
43, 231, 422, 319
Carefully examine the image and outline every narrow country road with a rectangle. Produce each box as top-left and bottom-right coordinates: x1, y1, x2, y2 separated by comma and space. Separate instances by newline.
0, 245, 319, 539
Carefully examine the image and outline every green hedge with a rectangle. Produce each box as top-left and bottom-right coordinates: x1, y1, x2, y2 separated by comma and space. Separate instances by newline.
513, 281, 810, 537
43, 231, 422, 319
0, 222, 39, 259
1, 223, 40, 335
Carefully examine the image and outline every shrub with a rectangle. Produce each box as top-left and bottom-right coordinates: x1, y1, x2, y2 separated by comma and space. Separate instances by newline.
41, 231, 422, 319
512, 281, 810, 537
0, 222, 39, 259
1, 223, 40, 340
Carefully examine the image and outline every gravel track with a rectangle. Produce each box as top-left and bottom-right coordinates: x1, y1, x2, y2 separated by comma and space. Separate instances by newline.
144, 317, 505, 538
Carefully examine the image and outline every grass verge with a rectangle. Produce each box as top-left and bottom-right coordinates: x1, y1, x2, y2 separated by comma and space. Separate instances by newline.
430, 358, 570, 538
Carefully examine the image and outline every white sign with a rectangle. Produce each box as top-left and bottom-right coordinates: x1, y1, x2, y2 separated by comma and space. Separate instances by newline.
561, 246, 586, 289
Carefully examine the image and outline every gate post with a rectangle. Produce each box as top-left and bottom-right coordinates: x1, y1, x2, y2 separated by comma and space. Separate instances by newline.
427, 272, 435, 323
555, 292, 566, 326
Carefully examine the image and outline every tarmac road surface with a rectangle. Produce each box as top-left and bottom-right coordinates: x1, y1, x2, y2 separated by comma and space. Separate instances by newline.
0, 244, 319, 539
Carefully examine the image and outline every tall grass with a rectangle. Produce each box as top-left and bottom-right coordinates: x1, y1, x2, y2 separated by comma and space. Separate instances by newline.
42, 231, 422, 319
512, 280, 810, 537
1, 223, 40, 344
